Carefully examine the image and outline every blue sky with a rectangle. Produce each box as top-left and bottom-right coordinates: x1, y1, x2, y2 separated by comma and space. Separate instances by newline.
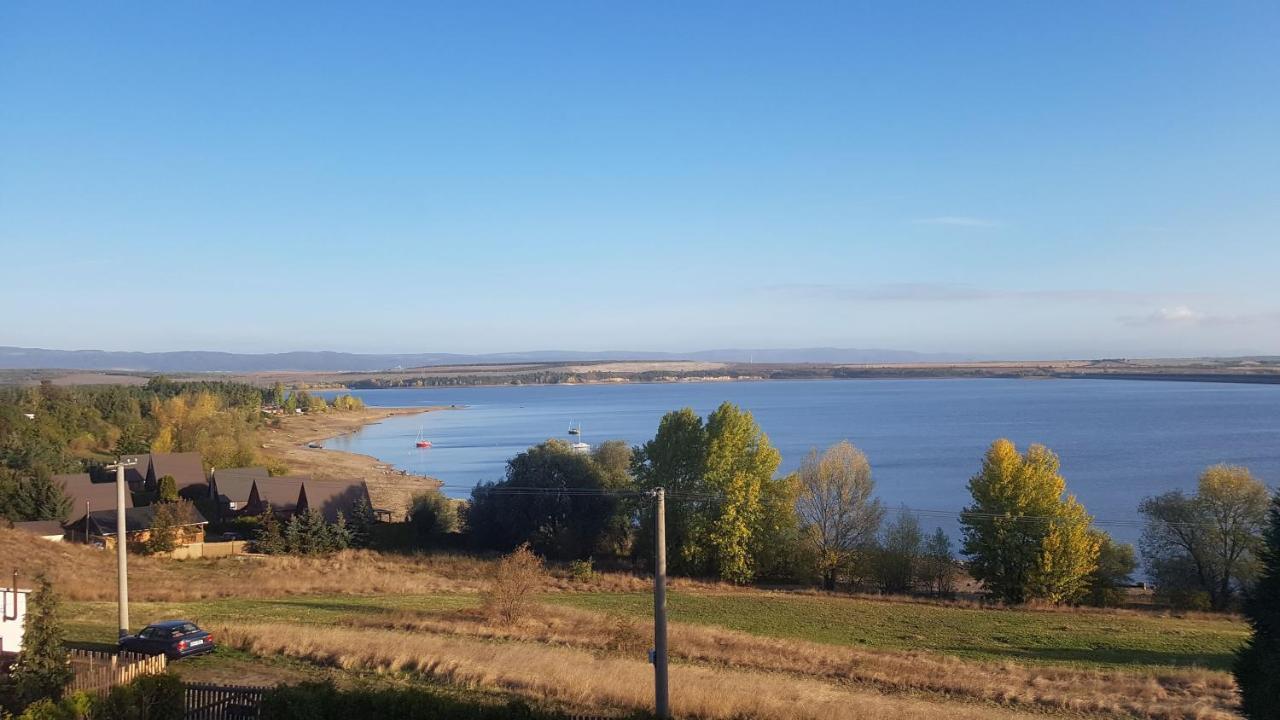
2, 2, 1278, 357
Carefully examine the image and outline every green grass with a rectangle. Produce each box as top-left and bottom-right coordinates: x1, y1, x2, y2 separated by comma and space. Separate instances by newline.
64, 589, 1248, 675
550, 591, 1248, 672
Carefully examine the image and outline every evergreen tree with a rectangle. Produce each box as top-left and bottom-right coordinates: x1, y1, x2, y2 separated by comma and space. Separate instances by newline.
1235, 490, 1280, 718
331, 512, 351, 551
156, 475, 178, 503
253, 506, 286, 554
11, 470, 72, 523
346, 497, 377, 548
11, 574, 72, 707
960, 439, 1100, 604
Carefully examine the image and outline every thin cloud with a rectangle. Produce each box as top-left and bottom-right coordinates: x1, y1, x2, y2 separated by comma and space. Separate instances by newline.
1119, 307, 1280, 328
767, 283, 1169, 304
911, 216, 1003, 228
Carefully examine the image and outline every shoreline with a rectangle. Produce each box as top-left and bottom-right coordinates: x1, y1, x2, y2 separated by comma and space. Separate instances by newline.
258, 406, 453, 520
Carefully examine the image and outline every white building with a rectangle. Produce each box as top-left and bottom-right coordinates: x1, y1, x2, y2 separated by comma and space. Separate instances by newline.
1, 586, 29, 655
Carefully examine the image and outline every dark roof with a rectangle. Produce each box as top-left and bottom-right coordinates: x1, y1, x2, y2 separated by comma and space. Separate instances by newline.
211, 475, 260, 506
214, 467, 268, 480
119, 454, 151, 486
12, 520, 67, 537
88, 505, 208, 536
57, 473, 131, 524
149, 452, 207, 494
249, 476, 308, 514
299, 479, 371, 522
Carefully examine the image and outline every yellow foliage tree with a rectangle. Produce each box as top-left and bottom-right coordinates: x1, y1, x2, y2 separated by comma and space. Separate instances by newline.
701, 402, 782, 583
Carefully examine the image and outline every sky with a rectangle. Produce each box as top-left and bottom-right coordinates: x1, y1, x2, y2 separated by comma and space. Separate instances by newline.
2, 2, 1279, 358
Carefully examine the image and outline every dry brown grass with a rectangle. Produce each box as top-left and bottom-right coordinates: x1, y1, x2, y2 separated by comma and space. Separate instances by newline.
1, 528, 659, 602
217, 621, 1046, 720
342, 604, 1239, 720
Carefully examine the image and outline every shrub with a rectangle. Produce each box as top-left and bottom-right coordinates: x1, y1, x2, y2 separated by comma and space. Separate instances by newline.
259, 680, 554, 720
91, 673, 183, 720
482, 544, 546, 625
407, 491, 457, 546
567, 558, 595, 582
155, 476, 178, 503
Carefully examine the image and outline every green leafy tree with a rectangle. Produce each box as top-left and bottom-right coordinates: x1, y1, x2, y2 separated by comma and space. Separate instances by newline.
11, 574, 72, 707
873, 510, 923, 594
1235, 490, 1280, 718
143, 500, 196, 554
631, 409, 709, 574
467, 440, 622, 560
1140, 465, 1270, 611
960, 439, 1100, 604
11, 470, 72, 523
155, 475, 178, 503
920, 528, 957, 596
1084, 532, 1137, 607
269, 382, 286, 408
698, 402, 782, 583
408, 490, 458, 547
795, 442, 884, 590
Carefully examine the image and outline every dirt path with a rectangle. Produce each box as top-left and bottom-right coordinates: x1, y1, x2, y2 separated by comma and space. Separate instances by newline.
258, 407, 449, 519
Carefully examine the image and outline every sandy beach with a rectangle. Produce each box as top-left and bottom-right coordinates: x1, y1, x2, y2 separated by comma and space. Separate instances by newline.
258, 406, 448, 520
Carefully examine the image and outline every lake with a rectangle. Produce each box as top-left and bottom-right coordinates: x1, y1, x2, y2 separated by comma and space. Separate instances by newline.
322, 378, 1280, 547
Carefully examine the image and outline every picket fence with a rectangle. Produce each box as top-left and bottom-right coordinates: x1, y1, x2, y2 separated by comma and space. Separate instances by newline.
67, 649, 167, 696
183, 683, 267, 720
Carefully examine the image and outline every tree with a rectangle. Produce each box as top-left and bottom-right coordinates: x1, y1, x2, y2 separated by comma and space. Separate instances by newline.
1140, 465, 1270, 611
795, 442, 884, 590
408, 490, 458, 546
155, 475, 178, 503
253, 507, 286, 555
269, 382, 286, 408
346, 496, 377, 548
10, 574, 72, 707
874, 510, 923, 594
698, 402, 783, 583
960, 439, 1100, 604
1235, 490, 1280, 718
481, 544, 546, 625
919, 528, 957, 596
143, 500, 196, 554
631, 408, 709, 574
467, 440, 622, 561
1084, 532, 1136, 607
10, 470, 71, 523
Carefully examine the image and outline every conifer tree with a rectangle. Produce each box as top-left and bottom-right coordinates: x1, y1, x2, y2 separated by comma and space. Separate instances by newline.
12, 470, 71, 522
253, 506, 286, 554
346, 497, 377, 548
11, 574, 72, 707
1235, 490, 1280, 718
156, 475, 178, 503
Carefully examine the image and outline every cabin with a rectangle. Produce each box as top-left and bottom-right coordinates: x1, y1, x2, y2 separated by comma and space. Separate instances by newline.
56, 473, 132, 530
242, 476, 310, 518
146, 452, 208, 498
296, 479, 373, 522
84, 505, 208, 551
10, 520, 66, 543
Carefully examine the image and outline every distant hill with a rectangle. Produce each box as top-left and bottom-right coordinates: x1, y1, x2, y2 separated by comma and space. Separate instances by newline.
0, 346, 973, 373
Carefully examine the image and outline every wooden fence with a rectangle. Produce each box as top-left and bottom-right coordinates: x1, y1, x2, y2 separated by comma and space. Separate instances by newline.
67, 649, 167, 696
184, 682, 267, 720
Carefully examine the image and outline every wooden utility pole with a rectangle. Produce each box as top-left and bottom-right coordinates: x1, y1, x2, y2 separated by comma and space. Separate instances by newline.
653, 487, 670, 718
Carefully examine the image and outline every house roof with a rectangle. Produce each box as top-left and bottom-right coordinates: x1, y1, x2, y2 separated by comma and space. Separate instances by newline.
214, 467, 268, 480
87, 505, 208, 536
211, 470, 265, 505
148, 452, 207, 494
57, 473, 131, 525
299, 479, 371, 522
249, 476, 309, 513
12, 520, 67, 538
119, 454, 150, 486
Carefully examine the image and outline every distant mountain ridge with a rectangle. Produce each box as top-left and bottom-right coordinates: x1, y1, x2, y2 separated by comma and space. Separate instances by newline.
0, 346, 973, 373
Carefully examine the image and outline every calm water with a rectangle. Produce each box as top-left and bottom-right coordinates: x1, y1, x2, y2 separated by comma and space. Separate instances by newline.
322, 379, 1280, 547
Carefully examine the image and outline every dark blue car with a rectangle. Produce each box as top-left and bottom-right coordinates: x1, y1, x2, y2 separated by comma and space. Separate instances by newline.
118, 620, 215, 660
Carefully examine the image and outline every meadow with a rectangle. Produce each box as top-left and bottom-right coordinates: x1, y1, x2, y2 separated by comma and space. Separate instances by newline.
6, 530, 1249, 720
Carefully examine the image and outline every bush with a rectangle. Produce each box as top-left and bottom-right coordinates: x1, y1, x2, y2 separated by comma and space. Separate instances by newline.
482, 544, 546, 625
567, 558, 595, 582
259, 680, 557, 720
408, 491, 457, 546
91, 674, 183, 720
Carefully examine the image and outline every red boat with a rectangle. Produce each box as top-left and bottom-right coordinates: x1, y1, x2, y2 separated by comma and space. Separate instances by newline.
415, 427, 431, 448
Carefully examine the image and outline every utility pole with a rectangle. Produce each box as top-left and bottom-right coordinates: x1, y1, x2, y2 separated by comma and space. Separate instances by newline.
105, 459, 136, 639
653, 487, 670, 718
